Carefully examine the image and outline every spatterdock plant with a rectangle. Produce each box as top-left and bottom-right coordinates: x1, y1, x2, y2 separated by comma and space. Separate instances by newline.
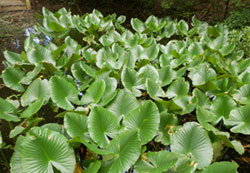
0, 7, 249, 173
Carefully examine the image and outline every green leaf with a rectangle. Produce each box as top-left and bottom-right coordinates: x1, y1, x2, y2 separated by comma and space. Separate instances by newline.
85, 160, 102, 173
138, 65, 159, 89
188, 42, 204, 57
131, 18, 146, 33
201, 162, 238, 173
50, 75, 79, 110
226, 105, 250, 135
101, 130, 141, 173
20, 127, 76, 173
135, 151, 178, 173
107, 89, 139, 118
2, 67, 25, 92
20, 65, 43, 85
173, 96, 195, 115
100, 77, 118, 106
10, 136, 25, 173
155, 111, 178, 145
188, 63, 217, 86
196, 107, 244, 155
210, 95, 236, 123
233, 84, 250, 104
123, 101, 160, 144
164, 21, 176, 38
171, 122, 213, 169
146, 78, 166, 100
21, 78, 50, 106
165, 78, 189, 99
158, 66, 176, 87
81, 80, 106, 105
64, 112, 88, 138
177, 20, 188, 35
71, 62, 89, 82
88, 106, 120, 147
0, 98, 20, 122
219, 43, 235, 56
80, 62, 97, 78
20, 99, 44, 118
191, 89, 211, 109
121, 67, 142, 96
3, 50, 23, 65
27, 44, 55, 66
140, 44, 159, 61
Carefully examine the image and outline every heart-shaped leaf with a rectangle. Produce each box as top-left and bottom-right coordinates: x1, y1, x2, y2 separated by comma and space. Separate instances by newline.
107, 89, 139, 118
171, 122, 213, 169
226, 105, 250, 135
88, 106, 120, 147
210, 95, 236, 123
101, 130, 141, 173
21, 78, 50, 106
2, 67, 25, 92
165, 78, 189, 99
50, 75, 79, 110
20, 127, 76, 173
123, 101, 160, 144
188, 63, 216, 86
27, 44, 55, 65
64, 112, 88, 138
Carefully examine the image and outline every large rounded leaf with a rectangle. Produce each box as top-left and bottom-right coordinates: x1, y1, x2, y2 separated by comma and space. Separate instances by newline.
64, 112, 88, 138
20, 127, 76, 173
210, 95, 236, 123
137, 65, 159, 89
123, 101, 160, 144
2, 67, 25, 92
171, 122, 213, 169
21, 78, 50, 106
188, 63, 216, 86
88, 106, 120, 147
135, 151, 178, 173
50, 75, 79, 110
165, 78, 189, 99
101, 130, 141, 173
226, 105, 250, 135
107, 89, 139, 118
27, 43, 55, 65
3, 50, 23, 65
202, 162, 238, 173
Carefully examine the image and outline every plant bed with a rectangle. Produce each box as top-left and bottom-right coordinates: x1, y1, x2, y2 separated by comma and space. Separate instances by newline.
0, 7, 250, 172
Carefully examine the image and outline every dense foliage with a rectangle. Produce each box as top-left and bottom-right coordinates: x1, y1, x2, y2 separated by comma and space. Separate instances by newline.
1, 7, 249, 172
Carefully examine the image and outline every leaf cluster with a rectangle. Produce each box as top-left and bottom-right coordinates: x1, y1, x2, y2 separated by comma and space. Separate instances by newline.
0, 7, 249, 172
